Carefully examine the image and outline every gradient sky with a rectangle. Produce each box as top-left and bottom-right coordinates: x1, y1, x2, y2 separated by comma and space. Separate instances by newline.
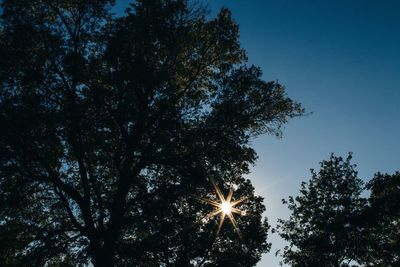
113, 1, 400, 266
205, 1, 400, 266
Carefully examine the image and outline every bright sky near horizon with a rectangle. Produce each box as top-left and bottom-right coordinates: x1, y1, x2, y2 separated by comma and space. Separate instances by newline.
114, 1, 400, 266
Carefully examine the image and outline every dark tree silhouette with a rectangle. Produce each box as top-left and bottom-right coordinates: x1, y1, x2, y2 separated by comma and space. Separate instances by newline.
0, 0, 303, 266
276, 154, 367, 267
362, 172, 400, 266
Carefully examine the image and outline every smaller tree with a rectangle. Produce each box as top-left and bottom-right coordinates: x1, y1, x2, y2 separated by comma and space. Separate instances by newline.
362, 172, 400, 266
276, 154, 367, 267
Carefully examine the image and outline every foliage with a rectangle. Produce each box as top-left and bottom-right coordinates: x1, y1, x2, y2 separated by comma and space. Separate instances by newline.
0, 0, 303, 266
276, 154, 367, 267
362, 172, 400, 266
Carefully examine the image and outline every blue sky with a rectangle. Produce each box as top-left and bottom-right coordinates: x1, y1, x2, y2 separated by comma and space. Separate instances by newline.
114, 1, 400, 266
205, 1, 400, 266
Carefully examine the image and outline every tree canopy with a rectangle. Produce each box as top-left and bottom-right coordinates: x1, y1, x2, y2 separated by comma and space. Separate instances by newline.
0, 0, 303, 266
363, 172, 400, 266
276, 154, 367, 267
277, 154, 400, 267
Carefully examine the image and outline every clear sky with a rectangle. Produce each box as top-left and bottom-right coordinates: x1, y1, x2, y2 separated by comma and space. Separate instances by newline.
206, 0, 400, 266
114, 1, 400, 266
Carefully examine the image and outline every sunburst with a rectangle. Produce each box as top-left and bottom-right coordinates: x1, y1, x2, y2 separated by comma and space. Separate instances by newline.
199, 181, 247, 237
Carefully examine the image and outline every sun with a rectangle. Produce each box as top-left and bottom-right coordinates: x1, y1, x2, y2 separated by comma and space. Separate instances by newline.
221, 201, 232, 215
199, 181, 247, 237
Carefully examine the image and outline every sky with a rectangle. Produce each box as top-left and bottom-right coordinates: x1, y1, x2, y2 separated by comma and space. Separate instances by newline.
204, 1, 400, 266
113, 1, 400, 266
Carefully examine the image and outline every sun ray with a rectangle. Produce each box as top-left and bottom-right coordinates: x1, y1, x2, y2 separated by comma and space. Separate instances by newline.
198, 197, 221, 208
206, 209, 223, 219
227, 212, 242, 239
230, 207, 242, 214
216, 212, 226, 235
212, 181, 225, 203
226, 189, 233, 203
230, 196, 248, 206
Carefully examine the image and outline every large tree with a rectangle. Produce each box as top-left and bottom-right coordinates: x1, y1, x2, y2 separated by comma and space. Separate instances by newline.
276, 154, 367, 267
0, 0, 303, 266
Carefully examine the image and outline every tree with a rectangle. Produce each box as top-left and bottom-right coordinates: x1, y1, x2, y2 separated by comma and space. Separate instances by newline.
276, 154, 367, 267
0, 0, 303, 266
361, 172, 400, 266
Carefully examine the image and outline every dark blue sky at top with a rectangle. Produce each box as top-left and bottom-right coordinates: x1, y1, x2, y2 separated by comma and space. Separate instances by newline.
112, 0, 400, 266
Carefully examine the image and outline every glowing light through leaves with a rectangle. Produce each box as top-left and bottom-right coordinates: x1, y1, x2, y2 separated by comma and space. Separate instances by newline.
221, 201, 232, 215
199, 181, 247, 237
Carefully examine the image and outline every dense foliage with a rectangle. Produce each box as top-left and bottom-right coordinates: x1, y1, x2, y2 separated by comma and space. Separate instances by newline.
276, 154, 366, 267
277, 154, 400, 267
0, 0, 303, 266
363, 172, 400, 266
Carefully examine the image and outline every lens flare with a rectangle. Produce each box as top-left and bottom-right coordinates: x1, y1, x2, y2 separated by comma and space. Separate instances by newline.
198, 181, 247, 237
